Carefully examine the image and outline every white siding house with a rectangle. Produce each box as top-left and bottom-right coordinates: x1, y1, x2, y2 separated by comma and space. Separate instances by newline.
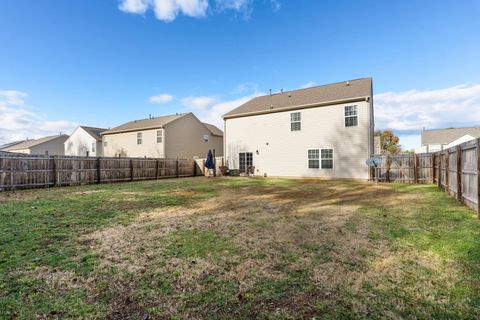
65, 126, 106, 157
416, 127, 480, 153
4, 135, 69, 155
223, 78, 374, 179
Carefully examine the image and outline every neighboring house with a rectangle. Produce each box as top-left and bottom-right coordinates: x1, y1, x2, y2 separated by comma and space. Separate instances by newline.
223, 78, 374, 179
3, 135, 69, 155
0, 140, 27, 151
416, 127, 480, 153
65, 126, 106, 157
102, 112, 223, 159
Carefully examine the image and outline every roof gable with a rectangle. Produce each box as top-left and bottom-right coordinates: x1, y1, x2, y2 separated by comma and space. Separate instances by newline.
202, 123, 223, 136
223, 78, 372, 119
79, 126, 107, 141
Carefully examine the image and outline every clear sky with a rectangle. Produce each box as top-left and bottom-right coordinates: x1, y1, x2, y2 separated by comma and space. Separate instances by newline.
1, 0, 480, 149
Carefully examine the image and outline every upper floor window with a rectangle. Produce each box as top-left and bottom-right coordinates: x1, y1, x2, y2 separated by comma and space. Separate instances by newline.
103, 137, 108, 147
137, 132, 142, 145
291, 112, 301, 131
345, 105, 358, 127
92, 142, 96, 153
157, 130, 163, 143
203, 134, 209, 142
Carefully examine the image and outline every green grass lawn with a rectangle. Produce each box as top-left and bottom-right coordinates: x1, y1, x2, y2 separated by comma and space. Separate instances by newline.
0, 177, 479, 319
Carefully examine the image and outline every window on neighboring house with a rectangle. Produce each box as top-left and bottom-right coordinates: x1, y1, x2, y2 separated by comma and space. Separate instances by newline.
203, 134, 209, 142
344, 105, 358, 127
239, 152, 253, 173
157, 130, 163, 143
291, 112, 301, 131
321, 148, 334, 169
92, 142, 96, 153
308, 149, 319, 169
103, 138, 108, 147
137, 132, 142, 145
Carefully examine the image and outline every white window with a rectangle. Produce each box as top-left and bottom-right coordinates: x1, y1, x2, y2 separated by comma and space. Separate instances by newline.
157, 130, 162, 143
203, 134, 209, 142
137, 132, 142, 145
308, 149, 319, 169
308, 149, 334, 169
92, 142, 96, 153
291, 112, 301, 131
239, 152, 253, 173
321, 149, 334, 169
345, 105, 358, 127
103, 137, 108, 147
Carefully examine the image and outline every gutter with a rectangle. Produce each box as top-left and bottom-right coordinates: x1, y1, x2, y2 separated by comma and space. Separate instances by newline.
223, 96, 369, 120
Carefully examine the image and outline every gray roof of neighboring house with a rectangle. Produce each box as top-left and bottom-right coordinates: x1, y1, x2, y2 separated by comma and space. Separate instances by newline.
102, 113, 188, 135
0, 140, 27, 151
6, 135, 69, 151
421, 127, 480, 145
79, 126, 107, 141
223, 77, 372, 119
202, 123, 223, 136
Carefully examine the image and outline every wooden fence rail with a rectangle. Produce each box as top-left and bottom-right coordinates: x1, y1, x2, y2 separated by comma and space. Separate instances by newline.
0, 153, 201, 191
373, 138, 480, 216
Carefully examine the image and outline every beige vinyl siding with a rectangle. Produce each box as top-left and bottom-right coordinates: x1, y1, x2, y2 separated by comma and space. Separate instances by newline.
164, 113, 223, 159
102, 128, 165, 158
225, 101, 371, 179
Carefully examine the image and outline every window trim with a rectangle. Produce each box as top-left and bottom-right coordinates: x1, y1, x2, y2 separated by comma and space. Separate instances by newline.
290, 112, 301, 131
320, 148, 334, 170
307, 148, 334, 170
137, 132, 142, 145
157, 130, 163, 143
203, 134, 209, 142
344, 105, 359, 128
307, 148, 320, 169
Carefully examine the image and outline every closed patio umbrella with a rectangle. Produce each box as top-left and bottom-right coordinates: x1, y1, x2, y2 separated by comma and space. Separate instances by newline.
205, 150, 214, 169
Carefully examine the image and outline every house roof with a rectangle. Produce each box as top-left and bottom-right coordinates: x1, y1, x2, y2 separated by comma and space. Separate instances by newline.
223, 77, 372, 119
6, 135, 69, 151
102, 113, 188, 135
421, 127, 480, 145
0, 140, 27, 151
79, 126, 107, 141
202, 123, 223, 136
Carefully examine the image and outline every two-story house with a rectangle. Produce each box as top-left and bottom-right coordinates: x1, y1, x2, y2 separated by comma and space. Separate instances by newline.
223, 78, 374, 179
102, 112, 223, 159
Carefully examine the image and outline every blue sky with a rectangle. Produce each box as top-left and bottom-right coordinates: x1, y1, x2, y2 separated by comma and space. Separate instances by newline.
1, 0, 480, 149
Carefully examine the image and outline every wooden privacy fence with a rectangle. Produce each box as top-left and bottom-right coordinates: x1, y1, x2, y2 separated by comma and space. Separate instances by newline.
0, 154, 201, 190
374, 138, 480, 216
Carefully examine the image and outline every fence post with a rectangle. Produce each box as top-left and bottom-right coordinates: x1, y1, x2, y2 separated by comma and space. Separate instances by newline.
456, 146, 462, 202
477, 139, 480, 217
213, 149, 216, 177
445, 151, 449, 193
413, 153, 418, 184
176, 158, 179, 178
193, 160, 197, 176
53, 156, 58, 187
155, 159, 159, 179
10, 158, 14, 190
97, 157, 101, 184
386, 154, 390, 182
431, 154, 435, 184
130, 159, 134, 181
437, 153, 442, 188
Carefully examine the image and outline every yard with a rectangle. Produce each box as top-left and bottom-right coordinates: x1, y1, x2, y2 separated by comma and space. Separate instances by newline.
1, 177, 479, 319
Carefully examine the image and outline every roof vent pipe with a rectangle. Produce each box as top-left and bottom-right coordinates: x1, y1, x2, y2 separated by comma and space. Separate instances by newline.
346, 81, 350, 86
269, 89, 272, 96
281, 89, 283, 94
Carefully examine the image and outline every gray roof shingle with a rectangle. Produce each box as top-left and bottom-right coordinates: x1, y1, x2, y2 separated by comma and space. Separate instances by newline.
421, 127, 480, 145
79, 126, 107, 141
102, 113, 188, 135
6, 135, 69, 151
223, 77, 372, 119
202, 123, 223, 136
